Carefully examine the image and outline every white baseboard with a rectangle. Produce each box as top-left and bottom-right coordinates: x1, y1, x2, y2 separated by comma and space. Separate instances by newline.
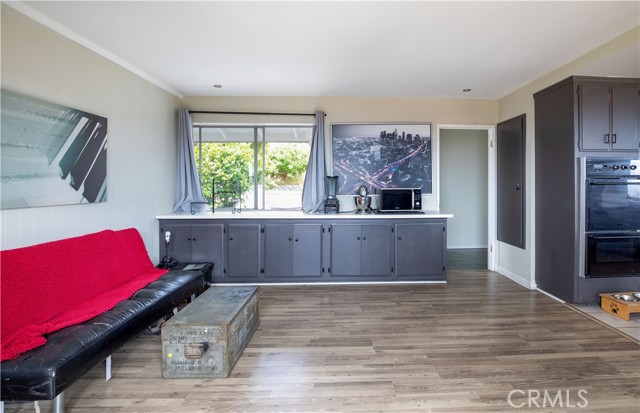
496, 266, 537, 290
535, 288, 566, 303
447, 245, 488, 250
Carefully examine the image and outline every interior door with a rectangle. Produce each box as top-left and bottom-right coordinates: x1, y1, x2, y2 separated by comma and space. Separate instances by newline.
497, 114, 526, 249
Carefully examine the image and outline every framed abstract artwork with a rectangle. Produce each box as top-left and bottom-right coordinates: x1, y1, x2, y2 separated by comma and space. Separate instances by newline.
1, 89, 108, 209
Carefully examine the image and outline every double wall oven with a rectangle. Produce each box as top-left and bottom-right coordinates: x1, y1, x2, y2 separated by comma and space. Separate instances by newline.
584, 158, 640, 278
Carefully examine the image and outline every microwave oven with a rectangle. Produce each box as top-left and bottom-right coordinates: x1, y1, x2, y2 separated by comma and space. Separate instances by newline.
379, 188, 422, 211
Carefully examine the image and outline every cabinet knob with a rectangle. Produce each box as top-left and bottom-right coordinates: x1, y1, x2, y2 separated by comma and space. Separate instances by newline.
357, 236, 361, 240
289, 237, 293, 241
192, 238, 197, 241
604, 134, 610, 143
295, 238, 299, 242
398, 236, 402, 241
612, 134, 617, 144
229, 237, 234, 241
362, 236, 366, 240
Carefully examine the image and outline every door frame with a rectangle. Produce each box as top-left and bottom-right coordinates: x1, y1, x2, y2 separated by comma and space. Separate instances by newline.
436, 124, 497, 271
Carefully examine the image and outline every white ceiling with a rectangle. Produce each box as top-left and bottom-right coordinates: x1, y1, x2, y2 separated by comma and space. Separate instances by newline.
14, 1, 640, 99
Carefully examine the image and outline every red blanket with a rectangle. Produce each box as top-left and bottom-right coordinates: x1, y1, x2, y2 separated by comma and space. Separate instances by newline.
1, 228, 167, 361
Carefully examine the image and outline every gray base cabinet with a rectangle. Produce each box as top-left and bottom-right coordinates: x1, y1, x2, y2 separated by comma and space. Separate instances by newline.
158, 217, 447, 283
330, 224, 393, 276
395, 222, 445, 278
265, 223, 323, 277
226, 223, 262, 279
159, 221, 224, 278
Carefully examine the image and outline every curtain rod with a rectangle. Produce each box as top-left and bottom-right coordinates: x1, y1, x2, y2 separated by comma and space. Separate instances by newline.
189, 110, 324, 117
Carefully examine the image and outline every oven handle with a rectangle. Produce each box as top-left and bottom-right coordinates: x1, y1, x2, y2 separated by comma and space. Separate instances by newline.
588, 181, 640, 186
589, 235, 640, 240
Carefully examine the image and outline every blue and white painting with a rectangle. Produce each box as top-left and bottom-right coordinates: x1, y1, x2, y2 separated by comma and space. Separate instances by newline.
1, 89, 108, 209
332, 123, 432, 195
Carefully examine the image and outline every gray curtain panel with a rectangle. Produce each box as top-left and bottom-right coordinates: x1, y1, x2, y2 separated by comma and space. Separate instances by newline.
301, 111, 327, 213
172, 108, 209, 213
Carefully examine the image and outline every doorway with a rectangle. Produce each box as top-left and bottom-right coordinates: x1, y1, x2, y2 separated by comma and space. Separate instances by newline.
437, 125, 496, 271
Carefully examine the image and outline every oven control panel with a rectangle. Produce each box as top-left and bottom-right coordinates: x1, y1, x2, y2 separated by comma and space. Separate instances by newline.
586, 159, 640, 177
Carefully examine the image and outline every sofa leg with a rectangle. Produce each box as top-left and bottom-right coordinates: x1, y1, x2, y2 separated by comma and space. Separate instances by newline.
173, 307, 178, 316
105, 355, 112, 381
53, 391, 65, 413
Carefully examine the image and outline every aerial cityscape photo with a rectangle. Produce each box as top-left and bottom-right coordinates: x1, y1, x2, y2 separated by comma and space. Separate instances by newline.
331, 123, 432, 195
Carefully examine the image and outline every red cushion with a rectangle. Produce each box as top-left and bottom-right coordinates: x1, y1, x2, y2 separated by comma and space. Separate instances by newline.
0, 228, 167, 361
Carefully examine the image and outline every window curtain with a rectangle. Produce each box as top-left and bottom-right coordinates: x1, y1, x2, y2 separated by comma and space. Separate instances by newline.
301, 111, 326, 213
172, 108, 209, 213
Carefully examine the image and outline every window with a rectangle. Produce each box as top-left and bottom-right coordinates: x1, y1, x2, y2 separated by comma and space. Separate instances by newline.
193, 125, 313, 210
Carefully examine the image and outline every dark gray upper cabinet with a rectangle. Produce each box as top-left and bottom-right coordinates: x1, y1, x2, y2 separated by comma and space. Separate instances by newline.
395, 222, 445, 277
330, 223, 392, 277
265, 223, 322, 277
611, 85, 640, 151
497, 114, 526, 249
579, 83, 640, 151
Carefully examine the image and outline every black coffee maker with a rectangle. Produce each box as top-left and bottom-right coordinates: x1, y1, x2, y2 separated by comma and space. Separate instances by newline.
324, 176, 339, 214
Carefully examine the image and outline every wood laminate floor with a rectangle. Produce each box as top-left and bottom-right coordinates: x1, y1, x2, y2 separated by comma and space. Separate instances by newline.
5, 270, 639, 413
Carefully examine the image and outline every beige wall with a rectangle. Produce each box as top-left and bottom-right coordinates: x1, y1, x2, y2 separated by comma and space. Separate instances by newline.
184, 96, 498, 128
497, 26, 640, 287
185, 96, 498, 210
0, 5, 182, 261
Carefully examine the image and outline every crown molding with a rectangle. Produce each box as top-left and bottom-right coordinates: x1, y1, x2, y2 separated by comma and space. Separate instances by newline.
5, 1, 184, 99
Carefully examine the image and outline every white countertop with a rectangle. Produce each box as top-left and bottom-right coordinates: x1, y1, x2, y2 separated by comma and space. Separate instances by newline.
156, 210, 453, 220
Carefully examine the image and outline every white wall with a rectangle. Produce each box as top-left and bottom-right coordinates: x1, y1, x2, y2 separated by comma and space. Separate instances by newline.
496, 26, 639, 288
440, 129, 488, 249
1, 5, 182, 261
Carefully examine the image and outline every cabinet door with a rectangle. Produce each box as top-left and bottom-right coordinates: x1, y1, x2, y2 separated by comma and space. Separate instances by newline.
265, 223, 294, 277
192, 223, 225, 278
611, 85, 640, 151
227, 224, 262, 278
330, 224, 361, 276
160, 222, 192, 262
360, 224, 392, 276
395, 222, 445, 277
293, 224, 323, 277
497, 114, 526, 249
579, 84, 612, 151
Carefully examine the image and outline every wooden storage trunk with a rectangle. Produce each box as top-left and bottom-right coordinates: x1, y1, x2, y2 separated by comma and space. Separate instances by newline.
161, 286, 259, 378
